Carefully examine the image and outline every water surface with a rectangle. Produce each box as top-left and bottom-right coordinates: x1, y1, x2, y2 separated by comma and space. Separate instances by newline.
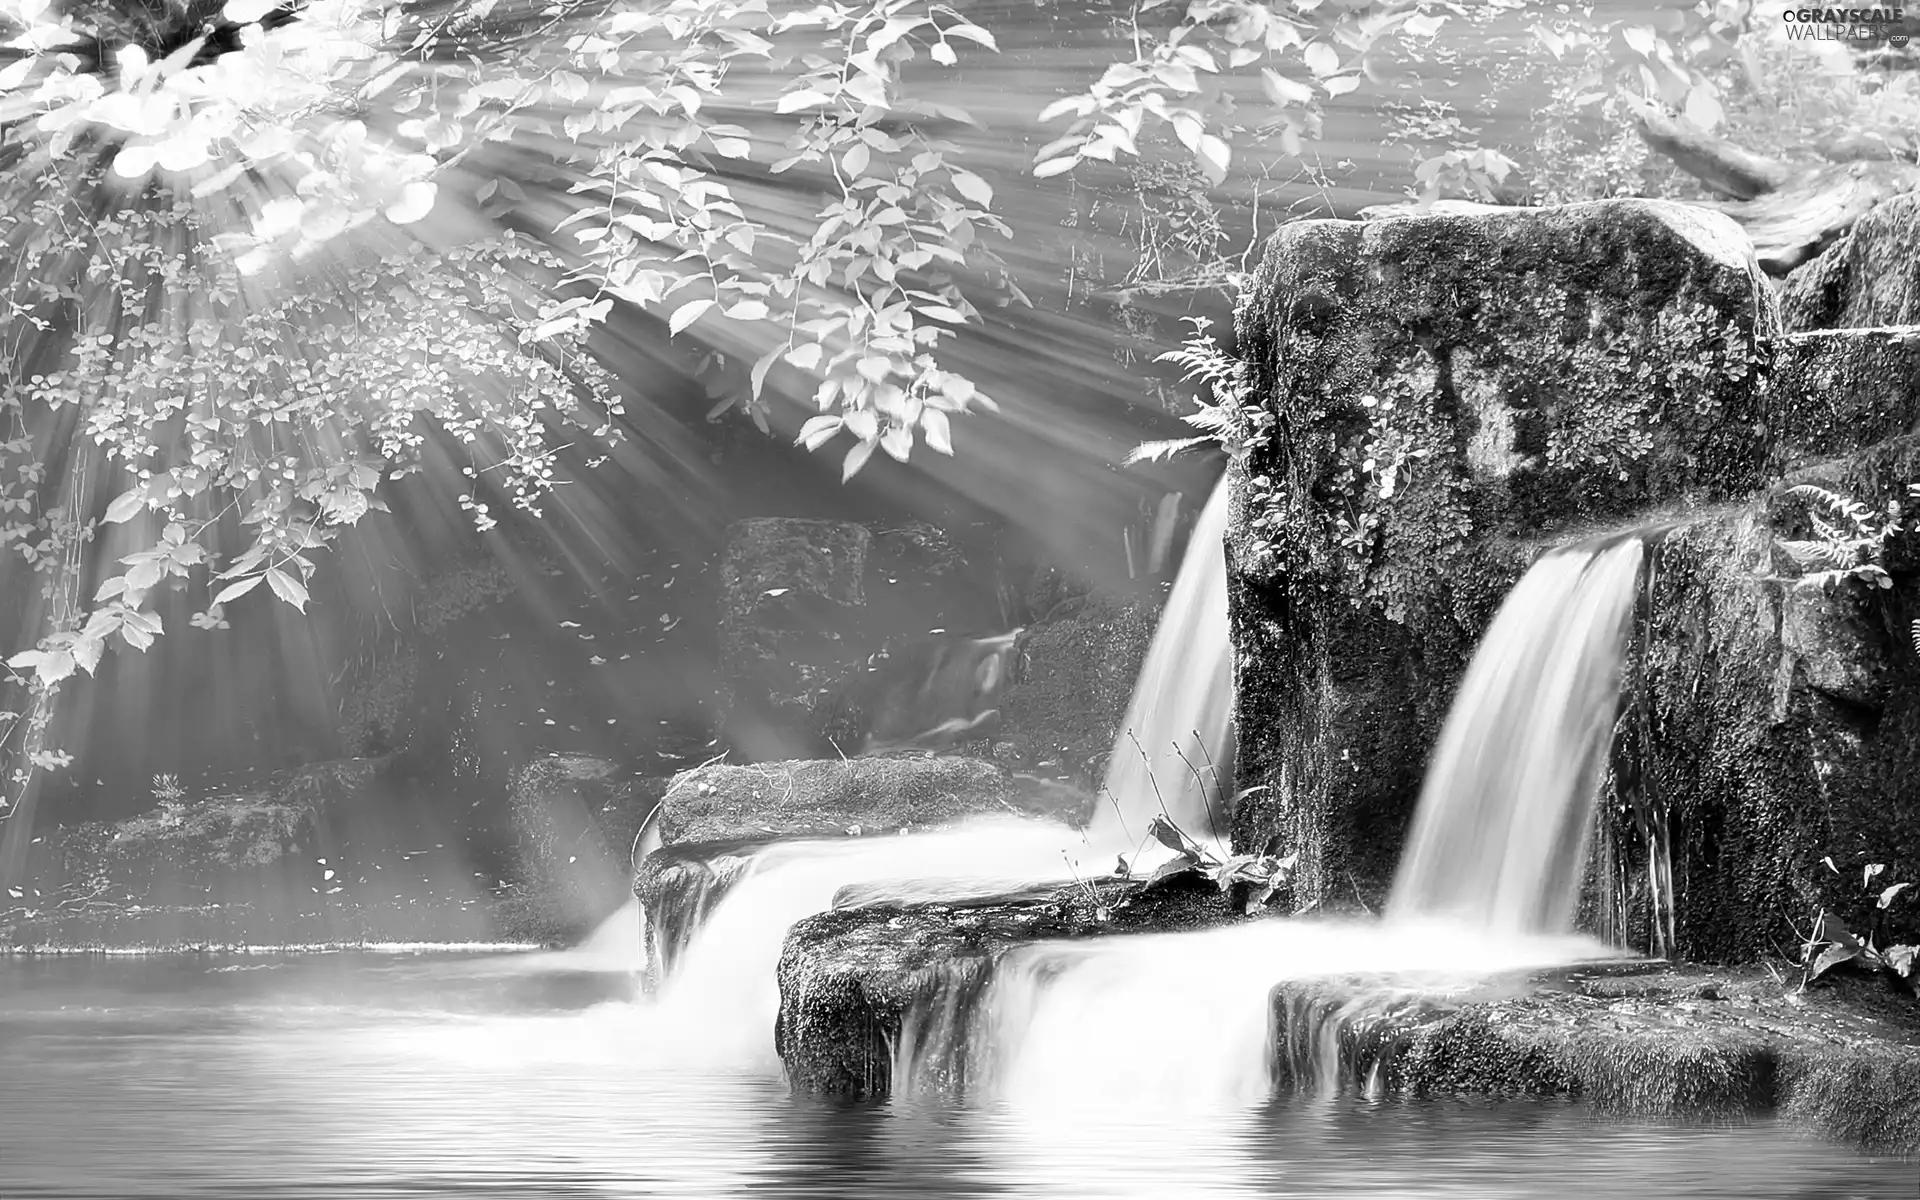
0, 954, 1909, 1199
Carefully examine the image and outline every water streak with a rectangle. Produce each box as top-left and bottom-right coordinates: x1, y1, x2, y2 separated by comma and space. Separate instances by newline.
1091, 477, 1235, 847
898, 918, 1608, 1109
645, 817, 1086, 1069
1389, 538, 1646, 934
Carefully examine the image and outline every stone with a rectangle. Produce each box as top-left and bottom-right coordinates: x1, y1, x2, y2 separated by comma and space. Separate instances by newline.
775, 876, 1235, 1098
719, 518, 871, 760
993, 592, 1157, 783
1271, 964, 1920, 1154
1779, 192, 1920, 331
653, 756, 1035, 846
1767, 327, 1920, 470
1230, 199, 1779, 913
506, 754, 669, 937
634, 756, 1088, 983
1616, 494, 1920, 962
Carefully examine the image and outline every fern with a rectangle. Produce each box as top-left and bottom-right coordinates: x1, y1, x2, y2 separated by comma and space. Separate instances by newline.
1126, 436, 1211, 465
1127, 316, 1264, 466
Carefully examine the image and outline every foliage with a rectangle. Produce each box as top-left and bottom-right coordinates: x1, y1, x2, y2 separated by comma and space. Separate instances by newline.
0, 0, 1868, 821
1801, 858, 1916, 994
1122, 810, 1295, 915
1125, 313, 1262, 466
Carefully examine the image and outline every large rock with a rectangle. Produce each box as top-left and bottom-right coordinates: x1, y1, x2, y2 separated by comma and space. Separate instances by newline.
1273, 964, 1920, 1153
1767, 327, 1920, 470
1229, 200, 1779, 912
1614, 472, 1920, 961
506, 754, 669, 937
993, 592, 1158, 781
634, 756, 1091, 985
1779, 192, 1920, 331
776, 876, 1233, 1098
654, 756, 1033, 845
719, 518, 871, 760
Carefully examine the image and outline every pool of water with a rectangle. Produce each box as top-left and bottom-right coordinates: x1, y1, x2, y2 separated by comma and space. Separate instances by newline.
0, 953, 1910, 1199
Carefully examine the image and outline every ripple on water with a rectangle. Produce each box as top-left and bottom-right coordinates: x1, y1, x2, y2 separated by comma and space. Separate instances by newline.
0, 955, 1910, 1200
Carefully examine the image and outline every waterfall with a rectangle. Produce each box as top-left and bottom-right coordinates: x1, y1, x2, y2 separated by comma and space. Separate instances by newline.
640, 817, 1084, 1068
1388, 537, 1646, 934
1091, 477, 1235, 848
893, 533, 1644, 1109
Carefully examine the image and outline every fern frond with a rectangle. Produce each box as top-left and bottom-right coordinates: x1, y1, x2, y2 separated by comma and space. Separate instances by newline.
1125, 437, 1211, 465
1182, 404, 1234, 435
1779, 539, 1858, 570
1911, 618, 1920, 658
1787, 483, 1876, 537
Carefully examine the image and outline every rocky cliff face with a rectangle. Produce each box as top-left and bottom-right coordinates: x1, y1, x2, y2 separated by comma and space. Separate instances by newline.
1229, 199, 1920, 960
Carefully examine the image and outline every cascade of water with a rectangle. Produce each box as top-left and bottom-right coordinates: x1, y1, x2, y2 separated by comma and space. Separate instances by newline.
893, 533, 1645, 1109
1387, 537, 1646, 934
641, 817, 1085, 1069
1090, 476, 1235, 848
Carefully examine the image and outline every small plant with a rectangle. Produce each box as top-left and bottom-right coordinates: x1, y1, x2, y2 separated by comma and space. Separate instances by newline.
1119, 812, 1297, 916
1800, 859, 1916, 994
1775, 481, 1920, 657
1125, 316, 1268, 466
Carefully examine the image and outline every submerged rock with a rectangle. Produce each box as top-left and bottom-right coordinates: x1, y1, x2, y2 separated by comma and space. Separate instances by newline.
634, 756, 1094, 987
1271, 965, 1920, 1154
775, 876, 1233, 1098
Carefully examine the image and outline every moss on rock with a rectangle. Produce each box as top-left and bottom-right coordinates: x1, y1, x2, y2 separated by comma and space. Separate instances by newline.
1229, 200, 1779, 910
655, 757, 1028, 845
1779, 192, 1920, 332
775, 876, 1236, 1098
1271, 965, 1920, 1153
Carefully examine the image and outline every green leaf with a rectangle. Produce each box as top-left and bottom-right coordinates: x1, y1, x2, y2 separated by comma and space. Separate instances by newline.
775, 90, 831, 114
670, 299, 715, 336
1033, 156, 1078, 179
1262, 69, 1314, 106
266, 568, 309, 612
949, 169, 993, 207
920, 409, 953, 455
104, 489, 145, 524
841, 438, 877, 481
797, 414, 843, 450
212, 576, 264, 606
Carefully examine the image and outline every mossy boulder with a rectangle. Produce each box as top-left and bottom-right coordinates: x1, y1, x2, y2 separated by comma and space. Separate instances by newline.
653, 756, 1036, 845
634, 756, 1089, 984
775, 876, 1235, 1098
506, 754, 670, 937
1603, 482, 1920, 962
994, 591, 1158, 781
1229, 199, 1778, 910
1272, 964, 1920, 1153
1767, 327, 1920, 470
1779, 192, 1920, 331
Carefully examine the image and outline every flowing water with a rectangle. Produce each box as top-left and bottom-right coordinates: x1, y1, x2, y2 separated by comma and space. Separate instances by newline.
1389, 537, 1647, 933
888, 533, 1656, 1108
1, 953, 1910, 1199
1090, 477, 1236, 848
10, 523, 1907, 1194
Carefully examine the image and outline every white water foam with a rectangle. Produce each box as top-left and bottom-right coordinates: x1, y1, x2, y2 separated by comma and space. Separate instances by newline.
642, 816, 1092, 1070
